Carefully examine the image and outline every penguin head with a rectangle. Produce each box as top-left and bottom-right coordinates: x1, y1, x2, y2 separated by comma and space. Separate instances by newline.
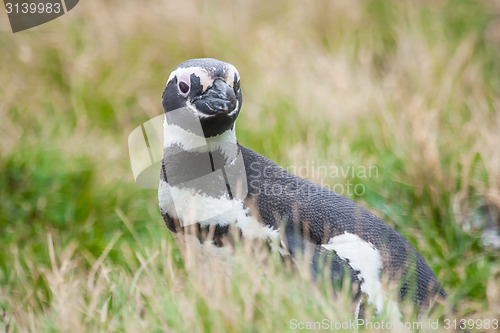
162, 58, 242, 137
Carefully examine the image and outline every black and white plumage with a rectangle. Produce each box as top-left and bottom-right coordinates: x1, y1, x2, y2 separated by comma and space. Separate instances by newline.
159, 58, 446, 315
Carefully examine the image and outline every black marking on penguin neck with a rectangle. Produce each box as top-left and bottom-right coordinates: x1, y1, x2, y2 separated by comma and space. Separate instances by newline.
207, 150, 216, 170
163, 114, 240, 163
199, 114, 238, 137
162, 113, 243, 198
163, 147, 238, 200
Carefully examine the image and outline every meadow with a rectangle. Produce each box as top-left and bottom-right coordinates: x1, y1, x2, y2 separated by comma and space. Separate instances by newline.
1, 0, 499, 331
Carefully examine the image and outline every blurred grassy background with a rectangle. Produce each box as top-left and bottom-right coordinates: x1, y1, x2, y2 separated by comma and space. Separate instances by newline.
1, 0, 500, 331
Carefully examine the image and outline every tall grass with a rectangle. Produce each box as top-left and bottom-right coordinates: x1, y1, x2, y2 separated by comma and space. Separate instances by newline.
1, 0, 499, 331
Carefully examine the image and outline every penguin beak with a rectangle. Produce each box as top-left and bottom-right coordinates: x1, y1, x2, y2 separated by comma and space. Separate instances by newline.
193, 78, 237, 115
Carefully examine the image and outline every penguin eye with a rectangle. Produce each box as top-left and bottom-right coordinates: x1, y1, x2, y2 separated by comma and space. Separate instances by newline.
178, 81, 190, 95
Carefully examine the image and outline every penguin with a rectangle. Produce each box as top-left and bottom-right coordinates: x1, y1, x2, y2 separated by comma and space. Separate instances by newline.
158, 58, 446, 316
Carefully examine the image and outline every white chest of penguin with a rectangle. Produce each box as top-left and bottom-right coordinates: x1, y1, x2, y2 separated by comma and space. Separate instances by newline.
159, 120, 280, 245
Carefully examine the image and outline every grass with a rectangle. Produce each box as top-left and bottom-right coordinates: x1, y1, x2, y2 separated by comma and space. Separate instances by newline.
1, 0, 500, 331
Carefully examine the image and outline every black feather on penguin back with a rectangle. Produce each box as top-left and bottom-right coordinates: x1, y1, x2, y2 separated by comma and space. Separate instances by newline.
239, 145, 446, 310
